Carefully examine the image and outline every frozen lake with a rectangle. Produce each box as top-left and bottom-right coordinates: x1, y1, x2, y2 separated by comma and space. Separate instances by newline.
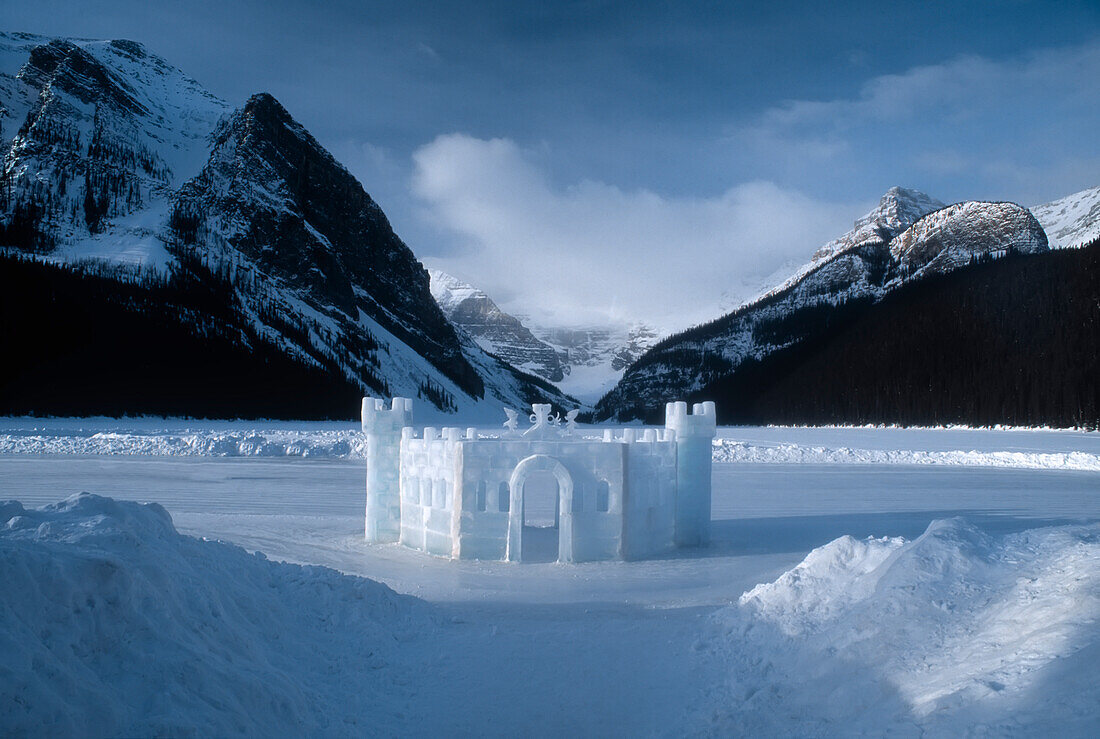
2, 425, 1098, 735
0, 455, 1096, 605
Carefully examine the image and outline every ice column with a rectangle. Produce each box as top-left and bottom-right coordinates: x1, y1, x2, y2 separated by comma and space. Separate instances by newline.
363, 396, 413, 542
665, 400, 717, 547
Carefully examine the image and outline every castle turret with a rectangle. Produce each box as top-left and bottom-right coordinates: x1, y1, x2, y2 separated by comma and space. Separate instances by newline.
363, 397, 413, 542
665, 400, 717, 547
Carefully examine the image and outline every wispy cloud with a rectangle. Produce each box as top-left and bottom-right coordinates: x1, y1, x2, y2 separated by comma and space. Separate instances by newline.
728, 41, 1100, 203
412, 134, 860, 331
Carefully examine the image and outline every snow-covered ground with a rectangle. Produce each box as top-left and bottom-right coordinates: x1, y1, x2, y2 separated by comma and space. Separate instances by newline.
1, 421, 1098, 735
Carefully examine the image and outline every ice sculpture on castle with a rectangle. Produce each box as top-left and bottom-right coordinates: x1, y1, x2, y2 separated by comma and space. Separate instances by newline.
362, 398, 717, 563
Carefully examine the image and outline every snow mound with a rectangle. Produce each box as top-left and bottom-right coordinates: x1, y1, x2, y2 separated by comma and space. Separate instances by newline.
738, 533, 905, 630
713, 438, 1100, 471
0, 493, 430, 736
704, 519, 1100, 735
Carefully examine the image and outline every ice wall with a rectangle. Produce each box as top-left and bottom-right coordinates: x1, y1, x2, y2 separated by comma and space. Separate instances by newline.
398, 426, 464, 557
455, 438, 626, 563
363, 397, 413, 543
665, 401, 717, 547
620, 428, 678, 560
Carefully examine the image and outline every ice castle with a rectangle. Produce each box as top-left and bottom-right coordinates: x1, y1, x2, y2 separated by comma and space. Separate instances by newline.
362, 398, 716, 563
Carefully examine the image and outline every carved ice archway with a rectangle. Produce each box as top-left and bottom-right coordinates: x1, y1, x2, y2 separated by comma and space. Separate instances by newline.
505, 454, 574, 563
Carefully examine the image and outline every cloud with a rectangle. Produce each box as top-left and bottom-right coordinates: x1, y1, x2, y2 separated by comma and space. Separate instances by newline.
412, 134, 860, 331
728, 41, 1100, 203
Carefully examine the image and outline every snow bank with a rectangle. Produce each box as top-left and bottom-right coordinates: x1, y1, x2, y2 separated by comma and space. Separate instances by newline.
704, 519, 1100, 735
712, 438, 1100, 471
0, 494, 430, 736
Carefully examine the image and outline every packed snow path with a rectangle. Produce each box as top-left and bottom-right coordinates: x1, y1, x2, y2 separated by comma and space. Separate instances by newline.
2, 425, 1099, 735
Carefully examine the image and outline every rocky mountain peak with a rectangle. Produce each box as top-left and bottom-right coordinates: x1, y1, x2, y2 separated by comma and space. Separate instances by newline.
890, 201, 1048, 277
20, 39, 147, 116
858, 186, 946, 236
172, 88, 487, 398
429, 270, 565, 383
1, 32, 579, 416
808, 186, 945, 265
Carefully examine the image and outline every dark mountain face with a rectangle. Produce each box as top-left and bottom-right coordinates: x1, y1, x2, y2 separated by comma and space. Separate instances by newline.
693, 240, 1100, 429
22, 40, 147, 115
596, 195, 1050, 422
172, 93, 483, 399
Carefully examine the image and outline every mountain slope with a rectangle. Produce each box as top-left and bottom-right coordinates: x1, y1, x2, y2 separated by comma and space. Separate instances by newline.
1032, 185, 1100, 250
692, 239, 1099, 428
756, 187, 945, 302
596, 190, 1049, 421
0, 32, 227, 261
0, 32, 571, 418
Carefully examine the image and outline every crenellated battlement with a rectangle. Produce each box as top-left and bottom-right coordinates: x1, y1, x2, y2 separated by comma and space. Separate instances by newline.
362, 396, 413, 435
601, 428, 676, 444
664, 400, 717, 439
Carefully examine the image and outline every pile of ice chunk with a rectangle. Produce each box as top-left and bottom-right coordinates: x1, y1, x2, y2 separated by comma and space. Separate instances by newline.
3, 423, 1100, 473
712, 438, 1100, 471
0, 429, 366, 458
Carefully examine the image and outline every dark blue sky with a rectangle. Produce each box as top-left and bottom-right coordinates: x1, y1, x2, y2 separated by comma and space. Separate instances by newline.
3, 1, 1098, 326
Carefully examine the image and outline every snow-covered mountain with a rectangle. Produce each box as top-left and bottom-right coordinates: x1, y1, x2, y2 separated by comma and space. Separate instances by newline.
0, 32, 572, 419
595, 188, 1049, 421
531, 323, 659, 403
427, 270, 657, 404
428, 270, 565, 382
0, 33, 227, 263
1032, 185, 1100, 250
757, 187, 946, 303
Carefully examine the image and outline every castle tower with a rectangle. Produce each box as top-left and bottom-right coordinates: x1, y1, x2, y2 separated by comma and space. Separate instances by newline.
665, 400, 717, 547
363, 396, 413, 543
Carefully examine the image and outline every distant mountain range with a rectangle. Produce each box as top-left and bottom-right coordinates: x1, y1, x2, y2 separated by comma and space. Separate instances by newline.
0, 32, 572, 419
688, 238, 1099, 428
595, 185, 1098, 426
429, 270, 657, 403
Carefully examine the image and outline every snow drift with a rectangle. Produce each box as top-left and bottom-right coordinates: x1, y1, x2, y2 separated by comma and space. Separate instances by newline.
0, 494, 430, 736
704, 519, 1100, 735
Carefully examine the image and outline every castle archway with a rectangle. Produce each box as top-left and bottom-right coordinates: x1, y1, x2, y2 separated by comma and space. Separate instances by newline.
505, 455, 574, 563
